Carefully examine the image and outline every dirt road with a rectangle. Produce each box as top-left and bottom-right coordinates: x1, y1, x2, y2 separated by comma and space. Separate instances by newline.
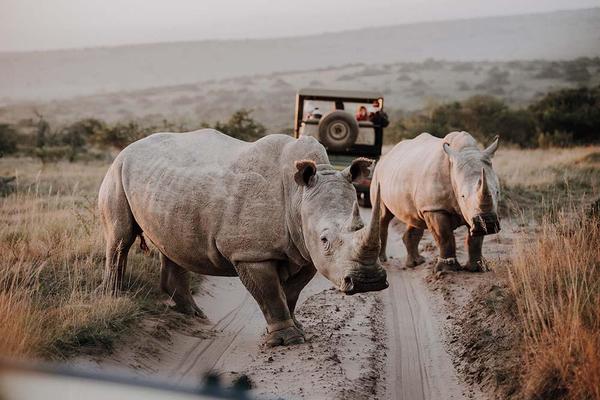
84, 207, 479, 399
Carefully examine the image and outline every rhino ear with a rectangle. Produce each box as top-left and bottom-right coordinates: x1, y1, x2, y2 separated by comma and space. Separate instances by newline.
443, 142, 459, 159
483, 135, 500, 158
342, 157, 373, 183
294, 160, 317, 187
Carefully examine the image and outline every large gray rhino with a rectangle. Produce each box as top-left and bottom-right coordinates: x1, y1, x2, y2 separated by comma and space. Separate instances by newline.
371, 131, 501, 272
99, 129, 388, 346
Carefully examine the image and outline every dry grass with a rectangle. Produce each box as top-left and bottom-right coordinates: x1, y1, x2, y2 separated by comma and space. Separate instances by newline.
0, 157, 163, 359
509, 207, 600, 400
494, 145, 600, 188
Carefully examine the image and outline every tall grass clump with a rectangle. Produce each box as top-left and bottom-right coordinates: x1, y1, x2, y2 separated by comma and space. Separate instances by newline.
509, 207, 600, 400
0, 158, 162, 359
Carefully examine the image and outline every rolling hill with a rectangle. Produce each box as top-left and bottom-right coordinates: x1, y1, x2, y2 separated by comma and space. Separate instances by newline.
1, 8, 599, 102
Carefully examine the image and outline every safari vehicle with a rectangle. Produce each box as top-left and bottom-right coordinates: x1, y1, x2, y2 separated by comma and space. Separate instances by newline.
293, 88, 386, 207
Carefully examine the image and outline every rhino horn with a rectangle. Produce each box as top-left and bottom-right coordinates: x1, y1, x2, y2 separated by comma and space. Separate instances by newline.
355, 185, 381, 261
478, 168, 493, 207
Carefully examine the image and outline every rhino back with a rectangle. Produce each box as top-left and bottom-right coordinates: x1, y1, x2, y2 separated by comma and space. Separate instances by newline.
374, 133, 457, 227
115, 130, 306, 274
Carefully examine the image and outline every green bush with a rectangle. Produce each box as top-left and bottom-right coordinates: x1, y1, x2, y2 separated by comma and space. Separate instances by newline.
213, 109, 266, 141
529, 86, 600, 144
388, 96, 537, 147
0, 124, 18, 157
90, 121, 144, 149
34, 146, 72, 163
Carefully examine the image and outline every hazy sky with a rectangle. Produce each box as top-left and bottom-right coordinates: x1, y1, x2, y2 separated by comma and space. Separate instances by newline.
1, 0, 599, 52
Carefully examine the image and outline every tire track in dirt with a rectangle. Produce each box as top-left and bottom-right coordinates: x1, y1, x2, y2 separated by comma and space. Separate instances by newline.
172, 292, 256, 381
380, 214, 483, 400
82, 208, 477, 399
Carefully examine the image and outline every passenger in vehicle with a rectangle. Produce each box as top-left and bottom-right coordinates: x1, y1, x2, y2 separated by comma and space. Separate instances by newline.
356, 105, 369, 121
369, 100, 389, 127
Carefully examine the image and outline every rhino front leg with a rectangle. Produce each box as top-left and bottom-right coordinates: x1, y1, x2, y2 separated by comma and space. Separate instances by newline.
236, 261, 305, 347
465, 234, 485, 272
424, 212, 460, 273
402, 226, 425, 268
282, 265, 317, 333
160, 254, 205, 318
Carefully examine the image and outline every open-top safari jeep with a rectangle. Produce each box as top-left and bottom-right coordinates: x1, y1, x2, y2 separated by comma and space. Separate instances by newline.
294, 88, 387, 207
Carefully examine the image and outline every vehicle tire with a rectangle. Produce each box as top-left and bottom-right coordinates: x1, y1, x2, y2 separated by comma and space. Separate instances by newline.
318, 111, 359, 151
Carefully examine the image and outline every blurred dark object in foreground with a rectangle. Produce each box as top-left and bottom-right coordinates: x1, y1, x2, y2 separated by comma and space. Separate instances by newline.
0, 358, 267, 400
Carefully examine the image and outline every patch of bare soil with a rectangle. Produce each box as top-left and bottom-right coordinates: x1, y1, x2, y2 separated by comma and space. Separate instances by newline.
243, 288, 387, 399
425, 221, 525, 399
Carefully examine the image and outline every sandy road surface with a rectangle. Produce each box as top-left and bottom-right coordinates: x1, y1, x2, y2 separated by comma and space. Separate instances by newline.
83, 207, 478, 399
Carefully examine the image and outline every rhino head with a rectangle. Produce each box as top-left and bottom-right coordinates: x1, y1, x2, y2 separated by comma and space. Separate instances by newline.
294, 158, 388, 294
443, 136, 501, 236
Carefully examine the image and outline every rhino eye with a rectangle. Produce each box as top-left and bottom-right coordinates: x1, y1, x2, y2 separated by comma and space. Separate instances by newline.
320, 233, 331, 251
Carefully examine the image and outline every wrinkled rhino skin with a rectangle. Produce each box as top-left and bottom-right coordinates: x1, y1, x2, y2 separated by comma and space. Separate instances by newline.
371, 131, 501, 273
99, 129, 388, 346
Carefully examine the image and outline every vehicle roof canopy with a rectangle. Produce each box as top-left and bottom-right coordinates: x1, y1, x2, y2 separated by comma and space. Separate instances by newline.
297, 88, 383, 102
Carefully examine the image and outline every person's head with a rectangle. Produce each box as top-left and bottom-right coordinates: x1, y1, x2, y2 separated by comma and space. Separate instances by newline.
372, 99, 382, 110
357, 106, 368, 117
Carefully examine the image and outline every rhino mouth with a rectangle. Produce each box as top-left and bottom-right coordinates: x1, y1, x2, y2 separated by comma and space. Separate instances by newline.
470, 213, 501, 236
339, 268, 389, 295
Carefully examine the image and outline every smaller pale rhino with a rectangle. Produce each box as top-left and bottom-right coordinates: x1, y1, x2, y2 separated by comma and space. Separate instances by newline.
371, 131, 501, 272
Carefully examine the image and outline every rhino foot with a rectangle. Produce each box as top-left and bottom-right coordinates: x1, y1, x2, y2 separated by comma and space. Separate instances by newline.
174, 302, 206, 319
293, 317, 305, 333
433, 257, 460, 273
266, 326, 305, 347
406, 255, 425, 268
465, 259, 489, 272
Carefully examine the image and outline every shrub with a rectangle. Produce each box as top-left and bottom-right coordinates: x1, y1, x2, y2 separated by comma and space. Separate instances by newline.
34, 146, 72, 163
213, 109, 266, 141
58, 118, 107, 161
91, 121, 143, 149
0, 124, 18, 157
388, 96, 537, 147
529, 86, 600, 144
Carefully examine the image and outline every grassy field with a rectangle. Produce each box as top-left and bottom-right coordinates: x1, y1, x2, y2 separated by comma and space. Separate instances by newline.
0, 145, 599, 399
0, 158, 164, 358
498, 146, 599, 399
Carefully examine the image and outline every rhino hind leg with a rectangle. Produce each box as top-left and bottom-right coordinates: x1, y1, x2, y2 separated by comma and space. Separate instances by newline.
236, 261, 304, 347
160, 254, 205, 318
99, 174, 136, 295
424, 212, 460, 273
402, 226, 425, 268
378, 204, 395, 262
465, 234, 486, 272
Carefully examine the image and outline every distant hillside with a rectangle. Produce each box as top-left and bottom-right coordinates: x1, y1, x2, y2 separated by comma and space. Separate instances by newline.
0, 8, 599, 102
2, 58, 598, 132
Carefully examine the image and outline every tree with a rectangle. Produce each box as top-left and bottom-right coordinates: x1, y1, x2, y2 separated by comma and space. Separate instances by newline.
529, 86, 600, 144
387, 95, 538, 147
91, 121, 142, 149
60, 118, 106, 160
213, 109, 266, 141
0, 124, 18, 157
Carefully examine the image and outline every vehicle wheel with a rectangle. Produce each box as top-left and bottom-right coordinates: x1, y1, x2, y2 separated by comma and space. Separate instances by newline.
357, 191, 372, 208
318, 111, 359, 151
